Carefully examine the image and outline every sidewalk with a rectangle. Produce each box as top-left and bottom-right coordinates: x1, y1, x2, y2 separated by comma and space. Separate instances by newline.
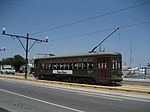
123, 78, 150, 83
0, 73, 35, 80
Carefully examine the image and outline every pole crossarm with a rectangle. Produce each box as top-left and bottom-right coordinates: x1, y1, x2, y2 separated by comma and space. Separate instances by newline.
0, 48, 5, 51
3, 33, 47, 42
17, 37, 26, 51
28, 40, 37, 52
2, 28, 48, 79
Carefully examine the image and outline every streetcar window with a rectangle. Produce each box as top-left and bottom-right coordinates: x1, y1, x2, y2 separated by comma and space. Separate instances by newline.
118, 62, 120, 69
98, 63, 101, 69
57, 63, 60, 69
112, 60, 115, 69
98, 62, 108, 69
102, 63, 106, 69
78, 63, 82, 69
112, 59, 118, 69
45, 64, 48, 69
83, 62, 87, 69
54, 63, 57, 69
69, 63, 73, 69
101, 63, 104, 69
64, 63, 68, 69
74, 63, 78, 69
48, 64, 51, 69
88, 62, 93, 69
105, 63, 107, 69
57, 63, 59, 69
60, 63, 64, 69
41, 64, 45, 69
115, 60, 118, 69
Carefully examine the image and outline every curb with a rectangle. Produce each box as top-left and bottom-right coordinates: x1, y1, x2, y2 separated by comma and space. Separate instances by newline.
0, 75, 150, 94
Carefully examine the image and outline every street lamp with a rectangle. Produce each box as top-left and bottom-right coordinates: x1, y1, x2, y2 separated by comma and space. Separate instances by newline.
2, 27, 48, 79
45, 36, 48, 42
2, 27, 6, 34
0, 47, 6, 51
3, 47, 6, 51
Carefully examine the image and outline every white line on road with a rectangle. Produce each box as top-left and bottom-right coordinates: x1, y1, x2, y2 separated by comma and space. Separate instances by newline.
0, 88, 85, 112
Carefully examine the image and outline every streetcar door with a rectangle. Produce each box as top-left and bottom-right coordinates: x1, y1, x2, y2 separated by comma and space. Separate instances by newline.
98, 58, 110, 80
111, 56, 122, 80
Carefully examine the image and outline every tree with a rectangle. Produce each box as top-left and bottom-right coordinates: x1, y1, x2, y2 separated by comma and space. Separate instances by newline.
0, 55, 25, 72
1, 57, 14, 65
13, 55, 25, 72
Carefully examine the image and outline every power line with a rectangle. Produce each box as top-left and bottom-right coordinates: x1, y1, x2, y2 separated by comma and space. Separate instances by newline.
50, 28, 115, 42
49, 21, 150, 42
31, 1, 150, 35
1, 21, 149, 45
119, 21, 150, 29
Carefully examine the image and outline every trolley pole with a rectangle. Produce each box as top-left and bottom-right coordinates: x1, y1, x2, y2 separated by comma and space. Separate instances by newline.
89, 27, 119, 53
2, 27, 48, 79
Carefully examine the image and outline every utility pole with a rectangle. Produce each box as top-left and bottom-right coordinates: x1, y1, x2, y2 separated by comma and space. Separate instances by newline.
0, 47, 5, 58
25, 33, 29, 79
2, 27, 48, 79
0, 47, 6, 73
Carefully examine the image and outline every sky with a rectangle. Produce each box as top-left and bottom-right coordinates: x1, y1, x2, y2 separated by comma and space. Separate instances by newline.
0, 0, 150, 68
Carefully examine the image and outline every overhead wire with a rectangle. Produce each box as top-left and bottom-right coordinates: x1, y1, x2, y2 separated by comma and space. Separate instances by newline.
50, 28, 115, 42
49, 21, 150, 42
1, 21, 150, 53
31, 1, 150, 35
1, 2, 150, 52
2, 2, 148, 47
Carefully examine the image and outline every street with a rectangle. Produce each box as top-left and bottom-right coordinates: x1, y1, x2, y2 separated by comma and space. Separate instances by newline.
0, 78, 150, 112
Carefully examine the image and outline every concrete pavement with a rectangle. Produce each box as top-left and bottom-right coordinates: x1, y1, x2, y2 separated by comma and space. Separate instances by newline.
0, 78, 150, 112
0, 74, 150, 94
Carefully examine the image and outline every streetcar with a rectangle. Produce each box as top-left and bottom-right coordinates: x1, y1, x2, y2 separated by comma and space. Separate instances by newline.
33, 52, 123, 84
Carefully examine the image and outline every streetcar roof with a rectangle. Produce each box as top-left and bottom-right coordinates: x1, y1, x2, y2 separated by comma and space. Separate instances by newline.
35, 52, 121, 60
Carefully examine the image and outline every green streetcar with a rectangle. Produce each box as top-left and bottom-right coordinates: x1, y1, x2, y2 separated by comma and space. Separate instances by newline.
33, 52, 123, 84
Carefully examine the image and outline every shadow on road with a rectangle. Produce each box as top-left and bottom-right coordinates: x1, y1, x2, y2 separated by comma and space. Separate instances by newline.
0, 107, 10, 112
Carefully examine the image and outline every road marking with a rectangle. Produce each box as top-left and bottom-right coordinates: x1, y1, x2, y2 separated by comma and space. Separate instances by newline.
0, 88, 85, 112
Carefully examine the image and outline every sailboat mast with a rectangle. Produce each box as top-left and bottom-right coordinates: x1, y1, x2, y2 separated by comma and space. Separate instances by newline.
130, 37, 132, 68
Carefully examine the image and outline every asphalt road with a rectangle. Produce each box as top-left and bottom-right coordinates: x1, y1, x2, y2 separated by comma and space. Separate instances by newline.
0, 78, 150, 112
